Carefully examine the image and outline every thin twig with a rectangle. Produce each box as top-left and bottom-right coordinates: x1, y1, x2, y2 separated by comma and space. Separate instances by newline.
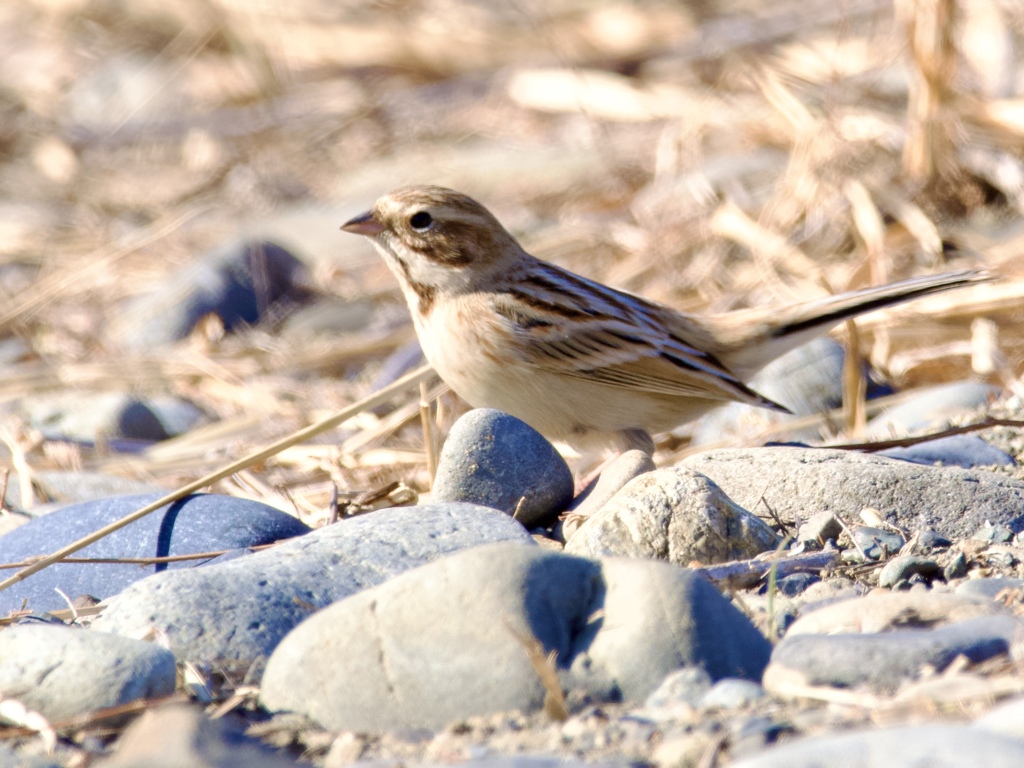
826, 417, 1024, 452
327, 483, 340, 525
419, 380, 439, 486
0, 544, 281, 570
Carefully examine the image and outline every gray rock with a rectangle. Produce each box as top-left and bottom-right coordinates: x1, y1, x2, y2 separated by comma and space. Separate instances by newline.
699, 678, 766, 709
852, 527, 905, 560
766, 615, 1020, 691
0, 624, 176, 722
786, 590, 1005, 635
944, 551, 969, 580
682, 447, 1024, 540
95, 703, 299, 768
260, 542, 771, 732
974, 522, 1015, 543
798, 577, 866, 606
865, 381, 1001, 437
94, 504, 531, 670
956, 577, 1024, 600
643, 667, 714, 710
878, 555, 941, 588
772, 573, 820, 597
432, 409, 574, 527
564, 467, 780, 565
879, 434, 1015, 469
566, 449, 655, 523
797, 512, 842, 545
914, 529, 953, 552
728, 724, 1024, 767
0, 493, 310, 616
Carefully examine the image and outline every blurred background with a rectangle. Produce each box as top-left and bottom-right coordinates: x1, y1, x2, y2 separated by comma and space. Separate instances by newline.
0, 0, 1021, 521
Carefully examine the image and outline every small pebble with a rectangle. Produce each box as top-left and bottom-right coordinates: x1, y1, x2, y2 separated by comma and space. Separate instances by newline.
699, 679, 766, 710
973, 523, 1015, 544
797, 512, 842, 546
644, 667, 713, 709
944, 551, 969, 581
915, 529, 953, 552
878, 556, 941, 589
770, 573, 821, 597
852, 527, 905, 560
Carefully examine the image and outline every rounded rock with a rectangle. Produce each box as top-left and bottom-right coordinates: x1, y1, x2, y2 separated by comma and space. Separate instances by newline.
432, 409, 574, 527
0, 493, 311, 616
260, 542, 771, 732
564, 467, 780, 565
0, 624, 176, 722
878, 556, 941, 589
682, 447, 1024, 541
94, 503, 531, 670
766, 615, 1021, 692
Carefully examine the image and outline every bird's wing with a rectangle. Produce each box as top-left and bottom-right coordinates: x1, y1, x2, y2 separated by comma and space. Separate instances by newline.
490, 263, 785, 410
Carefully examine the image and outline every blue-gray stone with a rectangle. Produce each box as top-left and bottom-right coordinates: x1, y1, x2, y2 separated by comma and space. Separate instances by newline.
25, 392, 207, 444
852, 526, 905, 560
771, 572, 820, 597
0, 493, 310, 615
432, 409, 574, 527
880, 434, 1014, 469
644, 667, 714, 709
114, 240, 310, 349
770, 615, 1021, 690
944, 551, 969, 580
93, 503, 532, 670
878, 556, 940, 588
974, 522, 1015, 543
915, 529, 952, 551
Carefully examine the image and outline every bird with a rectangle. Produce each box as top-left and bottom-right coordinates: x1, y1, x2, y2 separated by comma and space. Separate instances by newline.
342, 185, 990, 455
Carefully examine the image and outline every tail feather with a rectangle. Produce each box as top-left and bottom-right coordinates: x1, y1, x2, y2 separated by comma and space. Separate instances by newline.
714, 268, 992, 380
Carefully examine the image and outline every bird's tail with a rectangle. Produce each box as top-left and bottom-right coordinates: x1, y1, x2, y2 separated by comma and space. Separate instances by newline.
712, 268, 993, 380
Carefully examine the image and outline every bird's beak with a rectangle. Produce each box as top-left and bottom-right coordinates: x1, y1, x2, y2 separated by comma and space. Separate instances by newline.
341, 210, 385, 237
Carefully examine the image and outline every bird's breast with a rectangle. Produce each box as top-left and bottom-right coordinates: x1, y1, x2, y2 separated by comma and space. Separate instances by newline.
413, 296, 518, 405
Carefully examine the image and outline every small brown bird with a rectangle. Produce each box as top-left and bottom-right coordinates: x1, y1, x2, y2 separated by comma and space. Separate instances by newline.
343, 185, 989, 454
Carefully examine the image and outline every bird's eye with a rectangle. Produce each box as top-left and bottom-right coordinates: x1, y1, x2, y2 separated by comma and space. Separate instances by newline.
409, 211, 434, 231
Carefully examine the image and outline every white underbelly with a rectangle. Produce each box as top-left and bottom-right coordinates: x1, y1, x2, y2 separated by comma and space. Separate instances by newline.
413, 299, 719, 448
